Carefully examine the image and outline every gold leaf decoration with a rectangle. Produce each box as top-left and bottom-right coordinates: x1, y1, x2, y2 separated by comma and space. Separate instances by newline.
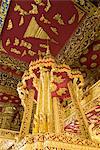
53, 75, 64, 84
51, 27, 58, 35
68, 14, 76, 25
28, 50, 36, 56
93, 44, 100, 51
13, 38, 20, 46
7, 19, 13, 30
22, 50, 27, 57
45, 0, 51, 12
10, 48, 21, 55
6, 39, 11, 46
53, 13, 65, 25
57, 88, 66, 96
24, 17, 50, 40
40, 14, 51, 24
40, 44, 48, 49
14, 4, 28, 16
50, 83, 57, 92
19, 16, 24, 26
34, 0, 44, 6
29, 4, 38, 15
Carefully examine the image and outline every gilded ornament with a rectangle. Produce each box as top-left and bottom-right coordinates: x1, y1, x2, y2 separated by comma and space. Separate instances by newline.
21, 50, 27, 57
50, 27, 58, 35
53, 75, 64, 84
10, 48, 21, 55
91, 54, 97, 60
53, 13, 65, 25
28, 50, 36, 56
13, 38, 20, 46
14, 4, 28, 16
80, 57, 87, 63
40, 43, 48, 49
34, 0, 44, 6
40, 14, 51, 24
50, 83, 57, 92
6, 38, 11, 46
20, 40, 32, 49
29, 4, 38, 15
56, 9, 99, 65
38, 50, 45, 59
24, 17, 50, 40
68, 14, 76, 24
93, 44, 100, 51
56, 88, 66, 96
44, 0, 51, 12
7, 19, 13, 30
90, 63, 97, 68
19, 16, 24, 26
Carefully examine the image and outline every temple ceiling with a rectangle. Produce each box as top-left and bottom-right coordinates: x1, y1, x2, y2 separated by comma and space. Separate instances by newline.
0, 0, 99, 105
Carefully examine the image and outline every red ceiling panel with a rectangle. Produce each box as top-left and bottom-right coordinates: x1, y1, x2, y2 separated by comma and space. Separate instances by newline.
1, 0, 85, 63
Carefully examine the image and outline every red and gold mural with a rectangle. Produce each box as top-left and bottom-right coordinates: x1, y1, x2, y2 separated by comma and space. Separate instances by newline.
1, 0, 85, 63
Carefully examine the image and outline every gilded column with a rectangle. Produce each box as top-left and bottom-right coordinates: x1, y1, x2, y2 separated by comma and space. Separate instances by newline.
53, 97, 61, 133
18, 89, 34, 140
33, 79, 42, 133
68, 79, 90, 139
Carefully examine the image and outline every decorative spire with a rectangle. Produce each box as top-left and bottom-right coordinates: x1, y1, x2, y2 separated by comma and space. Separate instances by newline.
44, 39, 53, 59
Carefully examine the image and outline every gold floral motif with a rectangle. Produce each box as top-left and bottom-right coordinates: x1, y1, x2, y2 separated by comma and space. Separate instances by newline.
50, 27, 58, 35
53, 75, 64, 84
14, 4, 28, 16
68, 14, 76, 24
28, 50, 36, 57
29, 4, 38, 15
91, 54, 97, 60
50, 83, 57, 92
7, 19, 13, 30
56, 88, 66, 96
44, 0, 51, 12
93, 44, 100, 51
80, 57, 87, 63
53, 13, 65, 25
13, 38, 20, 46
40, 43, 48, 49
19, 16, 24, 26
6, 38, 11, 46
19, 39, 32, 49
38, 49, 45, 59
40, 14, 51, 24
21, 50, 26, 57
90, 63, 97, 68
10, 48, 21, 55
34, 0, 44, 6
